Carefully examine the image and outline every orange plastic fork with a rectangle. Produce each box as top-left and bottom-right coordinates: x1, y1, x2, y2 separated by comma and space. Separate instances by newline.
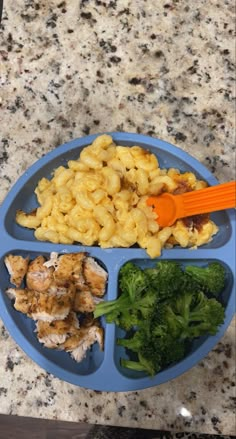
147, 181, 236, 228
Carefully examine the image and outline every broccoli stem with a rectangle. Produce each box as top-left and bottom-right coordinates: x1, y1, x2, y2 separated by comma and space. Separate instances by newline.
120, 359, 146, 372
189, 310, 208, 322
94, 294, 130, 318
117, 338, 130, 347
117, 337, 141, 351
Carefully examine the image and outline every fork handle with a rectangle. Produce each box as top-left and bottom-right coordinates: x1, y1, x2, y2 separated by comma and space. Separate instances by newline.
180, 181, 236, 217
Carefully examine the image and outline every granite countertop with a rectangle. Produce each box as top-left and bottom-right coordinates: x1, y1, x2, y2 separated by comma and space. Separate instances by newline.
0, 0, 235, 436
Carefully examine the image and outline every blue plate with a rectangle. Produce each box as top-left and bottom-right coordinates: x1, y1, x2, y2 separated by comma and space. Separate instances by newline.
0, 133, 235, 391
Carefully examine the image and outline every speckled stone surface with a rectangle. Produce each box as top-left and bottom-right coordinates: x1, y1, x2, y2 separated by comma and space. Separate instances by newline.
0, 0, 235, 436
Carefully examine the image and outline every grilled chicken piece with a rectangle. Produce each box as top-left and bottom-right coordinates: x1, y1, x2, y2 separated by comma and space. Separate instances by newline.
6, 288, 36, 315
36, 312, 80, 348
62, 325, 104, 363
47, 283, 69, 296
30, 284, 76, 322
4, 255, 29, 287
74, 273, 88, 292
83, 257, 108, 297
53, 253, 86, 286
73, 290, 96, 313
26, 256, 54, 292
6, 284, 75, 322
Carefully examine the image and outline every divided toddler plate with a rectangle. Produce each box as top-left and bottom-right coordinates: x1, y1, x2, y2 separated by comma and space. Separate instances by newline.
0, 132, 235, 391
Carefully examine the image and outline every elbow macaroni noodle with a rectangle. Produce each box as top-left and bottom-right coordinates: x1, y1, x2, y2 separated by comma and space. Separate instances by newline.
16, 135, 218, 258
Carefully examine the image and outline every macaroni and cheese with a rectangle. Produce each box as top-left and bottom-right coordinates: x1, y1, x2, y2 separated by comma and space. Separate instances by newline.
16, 135, 218, 257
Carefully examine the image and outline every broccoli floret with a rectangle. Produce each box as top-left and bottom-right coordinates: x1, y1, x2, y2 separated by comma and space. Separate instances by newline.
118, 329, 145, 352
105, 310, 121, 325
144, 261, 184, 301
142, 334, 185, 370
179, 272, 201, 295
119, 324, 160, 376
185, 262, 225, 296
94, 264, 157, 324
121, 353, 158, 376
95, 289, 157, 327
119, 262, 149, 302
133, 288, 157, 318
149, 306, 169, 336
120, 332, 186, 376
120, 339, 161, 376
156, 335, 186, 368
118, 309, 142, 331
162, 291, 225, 339
186, 293, 225, 337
